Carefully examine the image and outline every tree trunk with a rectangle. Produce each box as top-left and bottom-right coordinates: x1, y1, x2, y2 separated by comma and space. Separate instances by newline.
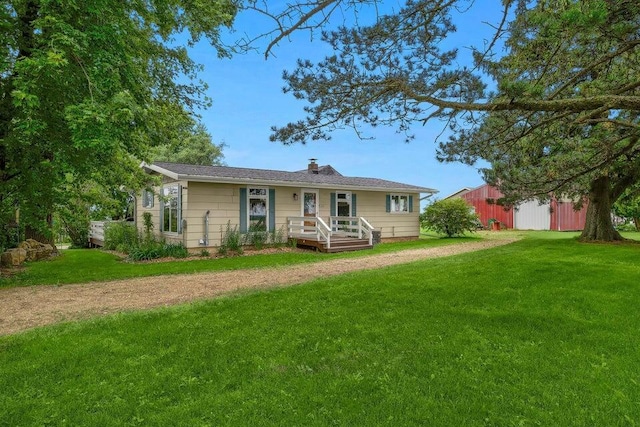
634, 217, 640, 231
580, 176, 624, 242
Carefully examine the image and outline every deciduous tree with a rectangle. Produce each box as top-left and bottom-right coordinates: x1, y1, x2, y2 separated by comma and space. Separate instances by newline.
1, 0, 236, 243
420, 198, 480, 237
150, 123, 226, 166
613, 187, 640, 231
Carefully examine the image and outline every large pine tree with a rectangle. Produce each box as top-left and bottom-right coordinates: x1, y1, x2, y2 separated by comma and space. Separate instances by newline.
268, 0, 640, 241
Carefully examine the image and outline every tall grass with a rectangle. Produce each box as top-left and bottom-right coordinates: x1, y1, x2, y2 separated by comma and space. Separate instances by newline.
103, 221, 188, 261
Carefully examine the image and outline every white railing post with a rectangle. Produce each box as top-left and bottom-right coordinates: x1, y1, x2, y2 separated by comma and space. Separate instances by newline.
316, 216, 331, 249
286, 215, 374, 248
286, 216, 331, 249
359, 217, 374, 245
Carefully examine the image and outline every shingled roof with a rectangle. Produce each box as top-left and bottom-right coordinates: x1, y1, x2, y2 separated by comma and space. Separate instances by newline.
145, 162, 437, 194
294, 164, 343, 176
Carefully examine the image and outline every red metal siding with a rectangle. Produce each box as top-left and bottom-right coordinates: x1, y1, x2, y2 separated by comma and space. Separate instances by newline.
460, 185, 588, 231
551, 200, 588, 231
460, 185, 514, 228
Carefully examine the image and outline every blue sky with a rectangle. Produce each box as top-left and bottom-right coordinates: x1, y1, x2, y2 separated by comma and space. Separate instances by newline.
188, 1, 503, 202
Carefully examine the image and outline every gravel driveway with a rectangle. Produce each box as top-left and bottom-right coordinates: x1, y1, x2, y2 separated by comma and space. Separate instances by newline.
0, 239, 516, 336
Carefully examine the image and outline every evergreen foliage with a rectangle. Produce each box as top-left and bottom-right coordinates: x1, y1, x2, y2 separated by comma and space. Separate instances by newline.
268, 0, 640, 241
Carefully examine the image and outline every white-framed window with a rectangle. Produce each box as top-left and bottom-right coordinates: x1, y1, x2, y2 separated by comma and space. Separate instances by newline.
142, 189, 154, 208
390, 194, 409, 213
248, 187, 268, 231
161, 185, 181, 233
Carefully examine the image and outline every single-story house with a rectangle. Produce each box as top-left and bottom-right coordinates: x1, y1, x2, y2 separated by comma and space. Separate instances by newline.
137, 160, 437, 251
447, 184, 587, 231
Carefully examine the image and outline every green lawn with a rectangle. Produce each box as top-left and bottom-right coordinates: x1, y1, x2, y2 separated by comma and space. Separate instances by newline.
1, 234, 639, 425
1, 234, 478, 288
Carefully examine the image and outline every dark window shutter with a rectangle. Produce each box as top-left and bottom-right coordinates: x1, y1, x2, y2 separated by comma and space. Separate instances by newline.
268, 188, 276, 231
330, 193, 336, 216
239, 187, 247, 233
177, 185, 183, 233
159, 193, 164, 231
351, 193, 357, 216
143, 190, 154, 208
408, 195, 414, 213
385, 195, 391, 213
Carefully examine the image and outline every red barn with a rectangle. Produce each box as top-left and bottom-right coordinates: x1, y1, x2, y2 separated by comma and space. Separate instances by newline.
449, 184, 587, 231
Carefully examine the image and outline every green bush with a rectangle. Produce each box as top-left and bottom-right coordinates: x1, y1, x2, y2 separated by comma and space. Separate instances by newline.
56, 209, 90, 248
103, 222, 139, 251
615, 222, 638, 232
219, 221, 243, 255
287, 237, 297, 248
127, 241, 188, 261
128, 244, 162, 261
0, 223, 20, 251
162, 242, 189, 258
142, 212, 154, 242
270, 225, 287, 248
245, 223, 269, 250
99, 219, 189, 261
420, 198, 480, 237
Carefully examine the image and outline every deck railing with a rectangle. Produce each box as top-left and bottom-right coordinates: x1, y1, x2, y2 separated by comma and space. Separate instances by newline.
329, 216, 375, 245
89, 220, 109, 246
287, 216, 375, 248
287, 216, 332, 249
89, 220, 137, 247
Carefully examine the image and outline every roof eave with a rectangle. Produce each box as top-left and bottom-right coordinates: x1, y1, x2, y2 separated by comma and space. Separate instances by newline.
145, 163, 179, 180
177, 174, 437, 194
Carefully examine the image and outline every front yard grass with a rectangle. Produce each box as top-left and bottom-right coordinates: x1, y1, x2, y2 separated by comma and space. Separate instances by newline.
1, 234, 480, 288
1, 235, 639, 425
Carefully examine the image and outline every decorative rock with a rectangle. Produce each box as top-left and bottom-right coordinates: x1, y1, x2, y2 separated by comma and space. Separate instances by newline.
36, 244, 55, 260
1, 248, 27, 267
1, 239, 57, 267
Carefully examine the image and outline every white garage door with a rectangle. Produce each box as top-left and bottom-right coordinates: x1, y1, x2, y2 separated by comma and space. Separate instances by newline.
514, 200, 551, 230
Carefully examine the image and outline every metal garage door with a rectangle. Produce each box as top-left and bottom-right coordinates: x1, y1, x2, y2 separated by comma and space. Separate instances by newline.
514, 200, 551, 230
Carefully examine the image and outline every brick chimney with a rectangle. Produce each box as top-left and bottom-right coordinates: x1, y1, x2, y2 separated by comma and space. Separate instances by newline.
308, 158, 319, 174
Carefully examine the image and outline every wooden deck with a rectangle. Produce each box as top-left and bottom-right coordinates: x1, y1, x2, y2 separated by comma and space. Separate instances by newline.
287, 215, 375, 253
89, 221, 108, 247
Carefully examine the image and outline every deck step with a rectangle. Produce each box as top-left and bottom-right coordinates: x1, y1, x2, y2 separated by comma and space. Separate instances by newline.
328, 240, 370, 247
293, 237, 373, 253
324, 244, 373, 253
323, 238, 372, 253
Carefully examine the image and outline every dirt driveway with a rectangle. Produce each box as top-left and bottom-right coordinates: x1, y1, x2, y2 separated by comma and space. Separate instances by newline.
0, 239, 516, 336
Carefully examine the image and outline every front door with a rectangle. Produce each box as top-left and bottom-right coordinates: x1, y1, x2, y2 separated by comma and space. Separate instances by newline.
336, 191, 352, 217
302, 189, 319, 230
335, 191, 352, 233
